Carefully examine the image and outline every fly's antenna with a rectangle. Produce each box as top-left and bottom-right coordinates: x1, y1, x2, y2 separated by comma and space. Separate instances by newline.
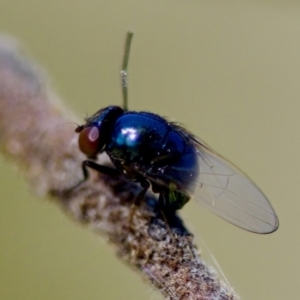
121, 31, 134, 111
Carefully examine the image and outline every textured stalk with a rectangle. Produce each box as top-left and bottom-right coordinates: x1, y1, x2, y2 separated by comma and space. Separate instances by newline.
0, 37, 239, 300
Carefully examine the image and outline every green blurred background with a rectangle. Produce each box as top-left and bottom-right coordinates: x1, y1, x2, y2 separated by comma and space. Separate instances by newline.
0, 1, 298, 299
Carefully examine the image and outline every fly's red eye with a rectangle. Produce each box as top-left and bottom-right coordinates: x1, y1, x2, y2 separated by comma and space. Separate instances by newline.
78, 126, 100, 157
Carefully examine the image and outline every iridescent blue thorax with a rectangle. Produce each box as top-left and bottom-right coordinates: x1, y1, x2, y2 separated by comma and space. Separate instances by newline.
107, 112, 183, 163
105, 111, 199, 192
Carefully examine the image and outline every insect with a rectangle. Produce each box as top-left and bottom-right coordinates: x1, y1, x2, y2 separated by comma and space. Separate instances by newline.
75, 32, 279, 234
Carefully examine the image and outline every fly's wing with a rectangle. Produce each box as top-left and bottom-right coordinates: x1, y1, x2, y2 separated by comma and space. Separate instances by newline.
186, 141, 279, 233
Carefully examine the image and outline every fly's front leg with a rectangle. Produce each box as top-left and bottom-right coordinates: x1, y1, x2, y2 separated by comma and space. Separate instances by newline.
82, 160, 121, 179
55, 160, 121, 196
75, 160, 121, 189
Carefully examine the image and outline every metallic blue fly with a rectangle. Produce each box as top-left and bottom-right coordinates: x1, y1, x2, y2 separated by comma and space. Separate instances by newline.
75, 32, 279, 234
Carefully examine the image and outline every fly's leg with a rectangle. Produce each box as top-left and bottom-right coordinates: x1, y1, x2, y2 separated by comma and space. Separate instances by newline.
79, 161, 152, 221
156, 192, 177, 241
129, 179, 150, 225
57, 160, 121, 196
161, 191, 196, 259
159, 209, 175, 241
156, 191, 195, 257
81, 160, 121, 180
76, 160, 120, 188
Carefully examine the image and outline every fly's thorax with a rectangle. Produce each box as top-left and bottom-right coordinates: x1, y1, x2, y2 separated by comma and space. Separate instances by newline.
105, 112, 184, 165
104, 111, 200, 199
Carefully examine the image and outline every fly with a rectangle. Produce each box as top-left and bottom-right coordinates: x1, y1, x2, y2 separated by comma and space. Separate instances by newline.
75, 32, 279, 234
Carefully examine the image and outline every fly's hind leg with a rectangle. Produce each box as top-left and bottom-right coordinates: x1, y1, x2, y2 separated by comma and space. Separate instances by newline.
163, 191, 196, 259
155, 191, 177, 241
156, 191, 194, 248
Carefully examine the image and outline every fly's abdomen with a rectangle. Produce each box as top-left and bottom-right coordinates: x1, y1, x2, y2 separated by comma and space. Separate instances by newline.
163, 143, 199, 193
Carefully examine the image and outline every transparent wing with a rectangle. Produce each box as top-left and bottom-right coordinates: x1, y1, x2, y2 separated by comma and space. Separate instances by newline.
186, 143, 279, 233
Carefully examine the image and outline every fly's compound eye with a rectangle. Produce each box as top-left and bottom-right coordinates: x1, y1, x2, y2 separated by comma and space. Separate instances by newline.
78, 126, 101, 157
